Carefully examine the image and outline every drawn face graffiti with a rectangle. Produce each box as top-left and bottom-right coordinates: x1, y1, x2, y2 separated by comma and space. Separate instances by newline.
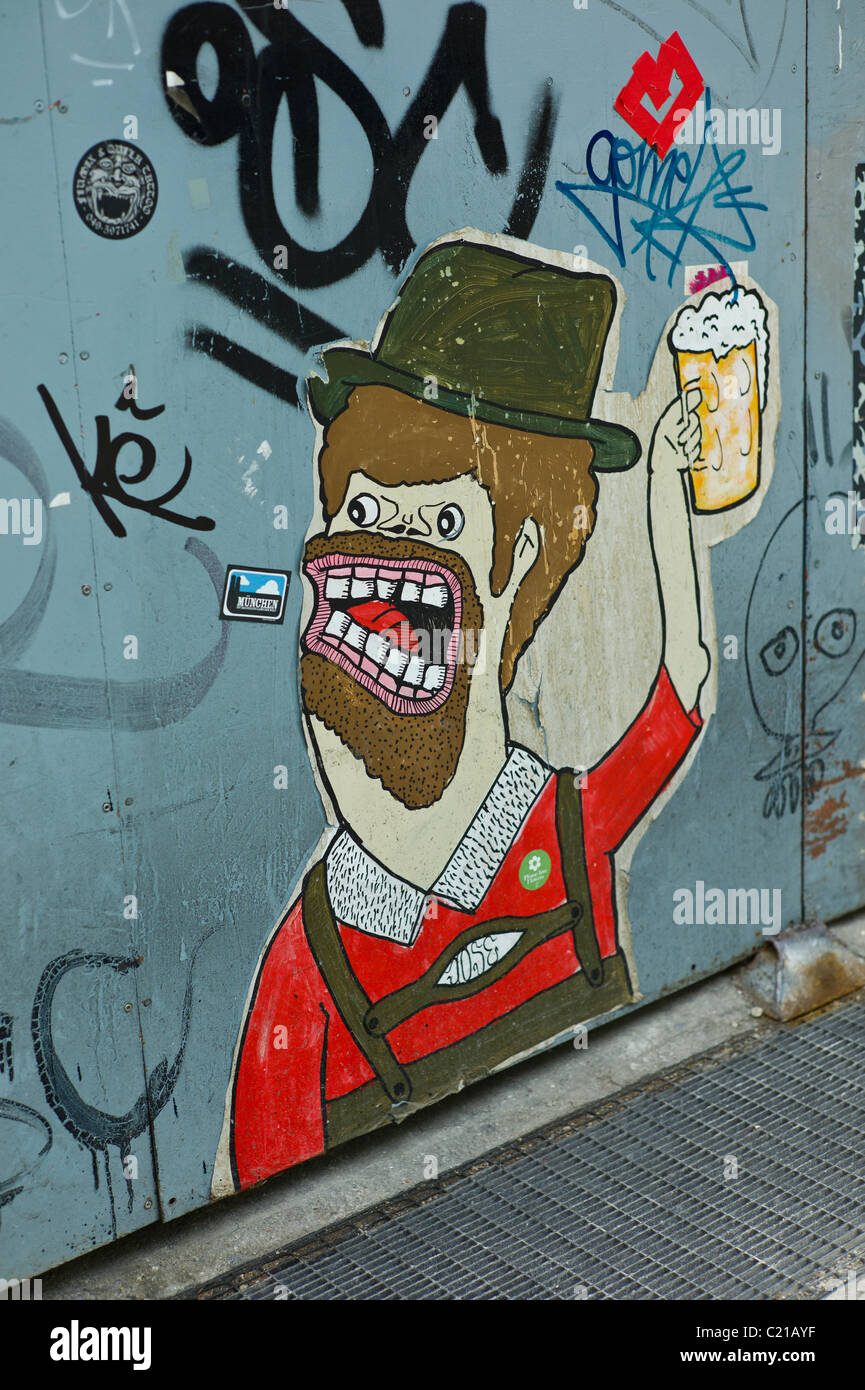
301, 474, 490, 811
299, 384, 599, 811
746, 496, 865, 817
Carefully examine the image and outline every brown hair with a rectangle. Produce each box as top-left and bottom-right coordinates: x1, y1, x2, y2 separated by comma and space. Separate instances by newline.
317, 385, 598, 691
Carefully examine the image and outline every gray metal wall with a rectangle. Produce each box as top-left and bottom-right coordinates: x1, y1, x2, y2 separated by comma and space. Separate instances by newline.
0, 0, 860, 1279
803, 1, 865, 914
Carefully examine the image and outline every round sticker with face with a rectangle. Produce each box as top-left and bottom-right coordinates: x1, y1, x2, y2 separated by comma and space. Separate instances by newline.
73, 141, 158, 240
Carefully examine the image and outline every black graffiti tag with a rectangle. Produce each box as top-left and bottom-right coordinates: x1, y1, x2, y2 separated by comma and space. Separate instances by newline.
37, 378, 214, 539
161, 0, 556, 292
0, 414, 230, 730
32, 942, 209, 1227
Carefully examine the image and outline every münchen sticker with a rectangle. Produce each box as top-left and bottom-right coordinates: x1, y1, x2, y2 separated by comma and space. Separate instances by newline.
221, 567, 291, 624
73, 141, 158, 240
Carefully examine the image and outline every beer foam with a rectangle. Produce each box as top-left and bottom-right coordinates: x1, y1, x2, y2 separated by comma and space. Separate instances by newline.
671, 287, 768, 408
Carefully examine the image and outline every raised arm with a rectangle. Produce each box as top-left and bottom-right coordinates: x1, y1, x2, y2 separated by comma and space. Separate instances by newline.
647, 386, 711, 712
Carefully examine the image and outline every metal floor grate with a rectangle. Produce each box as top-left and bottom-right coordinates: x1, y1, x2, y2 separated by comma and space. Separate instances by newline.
212, 1004, 865, 1300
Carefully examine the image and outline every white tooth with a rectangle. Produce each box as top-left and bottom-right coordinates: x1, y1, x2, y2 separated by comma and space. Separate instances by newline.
325, 611, 351, 639
404, 655, 425, 686
346, 623, 367, 652
421, 583, 448, 608
325, 575, 350, 600
366, 633, 390, 665
401, 581, 421, 603
350, 577, 374, 598
423, 663, 446, 691
376, 577, 398, 599
384, 648, 409, 679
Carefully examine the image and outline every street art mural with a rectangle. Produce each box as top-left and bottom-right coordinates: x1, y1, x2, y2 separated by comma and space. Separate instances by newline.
211, 232, 779, 1191
2, 0, 862, 1278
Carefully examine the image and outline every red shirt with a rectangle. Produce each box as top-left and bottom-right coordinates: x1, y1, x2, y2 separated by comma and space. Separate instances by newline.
231, 666, 701, 1187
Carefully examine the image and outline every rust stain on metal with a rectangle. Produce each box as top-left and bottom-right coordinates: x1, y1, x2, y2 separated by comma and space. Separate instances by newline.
814, 757, 864, 791
805, 791, 849, 858
798, 952, 856, 1002
737, 923, 865, 1020
804, 759, 865, 859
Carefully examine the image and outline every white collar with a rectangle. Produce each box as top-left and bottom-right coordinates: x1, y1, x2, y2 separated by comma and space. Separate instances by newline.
324, 746, 552, 945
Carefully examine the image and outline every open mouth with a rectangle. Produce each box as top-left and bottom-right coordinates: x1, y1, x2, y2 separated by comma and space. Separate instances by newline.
93, 187, 137, 223
303, 551, 463, 715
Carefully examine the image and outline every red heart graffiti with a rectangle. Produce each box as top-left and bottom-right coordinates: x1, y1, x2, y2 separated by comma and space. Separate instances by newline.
614, 31, 704, 159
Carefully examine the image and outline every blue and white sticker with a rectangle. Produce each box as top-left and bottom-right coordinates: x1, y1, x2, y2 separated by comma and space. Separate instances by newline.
221, 566, 290, 623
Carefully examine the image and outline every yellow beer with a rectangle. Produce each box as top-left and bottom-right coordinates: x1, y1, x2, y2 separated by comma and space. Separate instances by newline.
670, 288, 768, 513
673, 340, 761, 511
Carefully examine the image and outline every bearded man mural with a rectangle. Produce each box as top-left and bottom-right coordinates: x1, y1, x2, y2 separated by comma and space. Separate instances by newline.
216, 232, 713, 1192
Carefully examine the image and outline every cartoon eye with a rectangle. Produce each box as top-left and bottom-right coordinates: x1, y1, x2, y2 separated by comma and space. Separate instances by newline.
760, 625, 799, 677
347, 493, 379, 527
99, 157, 113, 169
437, 503, 465, 539
121, 162, 137, 175
814, 608, 856, 658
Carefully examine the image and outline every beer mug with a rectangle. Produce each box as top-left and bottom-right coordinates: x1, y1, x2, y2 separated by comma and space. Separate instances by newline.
669, 287, 768, 512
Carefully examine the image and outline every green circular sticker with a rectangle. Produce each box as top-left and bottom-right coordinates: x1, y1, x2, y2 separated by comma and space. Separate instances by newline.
519, 849, 551, 890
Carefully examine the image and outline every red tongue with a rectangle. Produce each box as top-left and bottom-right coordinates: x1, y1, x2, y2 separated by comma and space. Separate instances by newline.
347, 600, 420, 653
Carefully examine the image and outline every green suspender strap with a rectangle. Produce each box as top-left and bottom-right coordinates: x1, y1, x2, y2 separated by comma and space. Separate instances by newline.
302, 861, 413, 1105
301, 769, 604, 1108
555, 770, 604, 987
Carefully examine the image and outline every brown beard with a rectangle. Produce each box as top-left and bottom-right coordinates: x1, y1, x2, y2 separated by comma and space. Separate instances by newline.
300, 531, 485, 811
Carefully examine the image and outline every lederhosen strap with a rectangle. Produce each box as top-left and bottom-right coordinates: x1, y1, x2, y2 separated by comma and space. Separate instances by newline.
302, 770, 603, 1107
303, 862, 412, 1104
555, 770, 603, 986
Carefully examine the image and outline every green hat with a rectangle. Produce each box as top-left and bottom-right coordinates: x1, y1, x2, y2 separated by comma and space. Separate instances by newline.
306, 237, 641, 470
